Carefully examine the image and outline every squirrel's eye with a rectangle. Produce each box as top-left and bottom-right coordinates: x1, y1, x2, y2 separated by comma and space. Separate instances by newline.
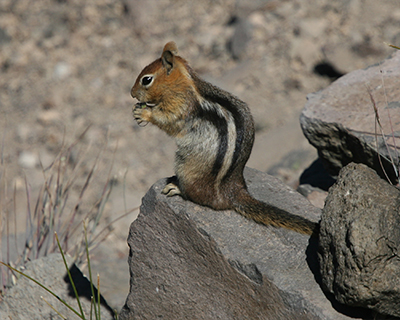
141, 75, 153, 87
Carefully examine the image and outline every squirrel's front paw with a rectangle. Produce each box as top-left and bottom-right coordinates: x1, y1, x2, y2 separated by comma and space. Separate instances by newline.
133, 103, 152, 126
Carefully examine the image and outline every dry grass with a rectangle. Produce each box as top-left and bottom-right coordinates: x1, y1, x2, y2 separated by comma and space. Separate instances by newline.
368, 88, 400, 184
0, 126, 136, 296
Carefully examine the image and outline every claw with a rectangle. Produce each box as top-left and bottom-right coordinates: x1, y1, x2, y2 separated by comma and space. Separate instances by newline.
162, 182, 181, 197
132, 104, 149, 126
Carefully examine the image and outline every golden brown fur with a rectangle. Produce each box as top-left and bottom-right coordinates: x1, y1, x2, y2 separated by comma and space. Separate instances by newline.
131, 41, 318, 236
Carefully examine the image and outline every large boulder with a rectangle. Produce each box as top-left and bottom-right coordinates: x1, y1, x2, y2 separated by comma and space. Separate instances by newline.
301, 50, 400, 184
119, 167, 372, 320
319, 163, 400, 318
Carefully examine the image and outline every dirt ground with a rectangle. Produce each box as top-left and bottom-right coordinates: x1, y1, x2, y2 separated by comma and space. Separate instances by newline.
1, 0, 399, 311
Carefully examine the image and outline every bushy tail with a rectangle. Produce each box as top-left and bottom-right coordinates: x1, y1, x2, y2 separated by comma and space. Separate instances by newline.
232, 190, 319, 236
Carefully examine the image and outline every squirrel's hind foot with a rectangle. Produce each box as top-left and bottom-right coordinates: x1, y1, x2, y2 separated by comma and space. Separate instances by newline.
162, 182, 181, 197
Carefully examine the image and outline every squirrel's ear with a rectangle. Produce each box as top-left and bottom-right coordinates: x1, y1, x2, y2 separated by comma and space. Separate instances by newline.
161, 41, 178, 75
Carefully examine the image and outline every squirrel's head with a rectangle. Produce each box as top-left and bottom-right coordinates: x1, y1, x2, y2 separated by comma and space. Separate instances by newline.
131, 42, 195, 108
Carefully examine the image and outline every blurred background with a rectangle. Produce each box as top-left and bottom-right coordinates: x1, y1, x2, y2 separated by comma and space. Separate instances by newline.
0, 0, 399, 310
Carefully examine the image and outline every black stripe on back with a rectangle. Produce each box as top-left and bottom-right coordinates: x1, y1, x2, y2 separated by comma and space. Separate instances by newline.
216, 99, 245, 179
202, 89, 247, 180
189, 70, 250, 180
195, 103, 228, 176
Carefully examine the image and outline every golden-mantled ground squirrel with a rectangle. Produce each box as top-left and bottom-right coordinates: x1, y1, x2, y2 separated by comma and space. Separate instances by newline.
131, 42, 318, 236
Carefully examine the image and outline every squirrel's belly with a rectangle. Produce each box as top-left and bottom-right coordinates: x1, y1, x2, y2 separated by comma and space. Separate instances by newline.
173, 111, 238, 210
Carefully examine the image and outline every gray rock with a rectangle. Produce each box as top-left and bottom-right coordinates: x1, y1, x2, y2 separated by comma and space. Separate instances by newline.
297, 184, 328, 209
53, 61, 71, 80
18, 150, 39, 168
301, 50, 400, 184
120, 167, 366, 320
0, 27, 11, 45
0, 254, 115, 320
229, 17, 252, 60
318, 163, 400, 318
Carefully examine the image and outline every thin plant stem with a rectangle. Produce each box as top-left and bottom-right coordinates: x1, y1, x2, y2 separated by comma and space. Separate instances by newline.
97, 274, 101, 320
386, 42, 400, 50
41, 296, 68, 320
379, 70, 399, 178
23, 175, 33, 262
83, 222, 99, 320
88, 207, 137, 252
13, 183, 18, 263
55, 232, 86, 319
368, 88, 394, 184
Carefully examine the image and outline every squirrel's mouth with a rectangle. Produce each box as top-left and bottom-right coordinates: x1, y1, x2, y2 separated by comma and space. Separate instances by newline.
136, 101, 157, 109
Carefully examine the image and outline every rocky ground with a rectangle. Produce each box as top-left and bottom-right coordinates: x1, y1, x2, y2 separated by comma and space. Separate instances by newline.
1, 0, 399, 311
